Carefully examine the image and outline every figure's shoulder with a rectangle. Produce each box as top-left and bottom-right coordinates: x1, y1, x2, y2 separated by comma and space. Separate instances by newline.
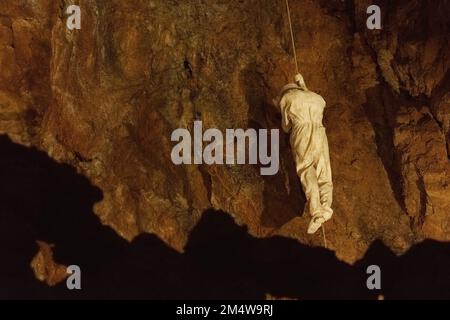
305, 91, 326, 106
281, 89, 326, 106
282, 88, 306, 99
280, 89, 300, 104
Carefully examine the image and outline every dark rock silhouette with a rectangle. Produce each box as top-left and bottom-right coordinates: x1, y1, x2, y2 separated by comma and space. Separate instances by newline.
1, 134, 449, 300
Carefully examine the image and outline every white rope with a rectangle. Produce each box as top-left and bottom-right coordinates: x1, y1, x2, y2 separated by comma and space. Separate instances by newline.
322, 224, 328, 249
285, 0, 299, 74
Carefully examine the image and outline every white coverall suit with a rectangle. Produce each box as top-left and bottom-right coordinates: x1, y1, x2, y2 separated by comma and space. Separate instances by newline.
278, 77, 333, 234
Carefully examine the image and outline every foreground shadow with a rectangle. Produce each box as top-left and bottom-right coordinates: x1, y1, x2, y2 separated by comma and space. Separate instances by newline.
1, 135, 450, 300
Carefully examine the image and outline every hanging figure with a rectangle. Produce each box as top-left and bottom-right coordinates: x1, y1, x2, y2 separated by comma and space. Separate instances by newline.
276, 74, 333, 234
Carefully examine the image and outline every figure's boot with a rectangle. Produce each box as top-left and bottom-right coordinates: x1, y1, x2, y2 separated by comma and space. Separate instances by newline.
307, 207, 333, 234
322, 206, 333, 222
307, 212, 326, 234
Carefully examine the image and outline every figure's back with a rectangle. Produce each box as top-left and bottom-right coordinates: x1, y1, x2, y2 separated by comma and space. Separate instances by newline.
282, 89, 326, 126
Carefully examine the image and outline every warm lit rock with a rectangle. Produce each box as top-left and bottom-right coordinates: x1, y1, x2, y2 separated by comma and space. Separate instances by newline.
0, 0, 448, 265
30, 241, 68, 287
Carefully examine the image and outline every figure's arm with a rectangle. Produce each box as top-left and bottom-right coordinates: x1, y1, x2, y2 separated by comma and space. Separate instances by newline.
282, 112, 291, 133
280, 96, 291, 133
271, 97, 281, 112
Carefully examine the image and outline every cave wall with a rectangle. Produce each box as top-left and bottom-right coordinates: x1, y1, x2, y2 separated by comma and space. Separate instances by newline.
0, 0, 449, 263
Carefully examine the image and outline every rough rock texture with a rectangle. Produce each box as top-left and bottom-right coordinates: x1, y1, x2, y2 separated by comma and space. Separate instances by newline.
0, 0, 449, 264
30, 241, 68, 286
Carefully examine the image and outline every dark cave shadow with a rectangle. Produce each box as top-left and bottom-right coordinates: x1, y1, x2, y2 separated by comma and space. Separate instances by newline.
260, 141, 306, 229
363, 85, 406, 213
1, 134, 450, 300
431, 70, 450, 161
0, 134, 128, 299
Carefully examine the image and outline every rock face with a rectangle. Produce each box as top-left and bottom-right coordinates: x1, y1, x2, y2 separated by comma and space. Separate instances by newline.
30, 241, 68, 287
0, 0, 448, 264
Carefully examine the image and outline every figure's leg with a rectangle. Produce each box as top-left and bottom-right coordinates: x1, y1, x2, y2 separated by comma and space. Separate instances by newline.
317, 160, 333, 208
299, 165, 327, 234
316, 135, 333, 218
291, 128, 325, 234
298, 165, 321, 217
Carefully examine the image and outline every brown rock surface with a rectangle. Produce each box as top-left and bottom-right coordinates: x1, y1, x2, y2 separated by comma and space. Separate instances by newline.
30, 241, 68, 287
0, 0, 449, 265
